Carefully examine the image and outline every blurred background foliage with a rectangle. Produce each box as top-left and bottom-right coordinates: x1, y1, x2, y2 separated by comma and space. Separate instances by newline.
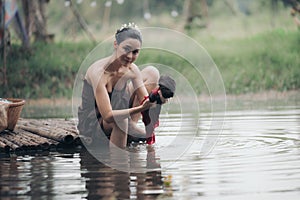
43, 0, 299, 41
0, 0, 299, 98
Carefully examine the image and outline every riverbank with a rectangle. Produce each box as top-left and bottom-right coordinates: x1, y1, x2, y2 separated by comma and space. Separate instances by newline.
21, 90, 299, 118
212, 89, 300, 111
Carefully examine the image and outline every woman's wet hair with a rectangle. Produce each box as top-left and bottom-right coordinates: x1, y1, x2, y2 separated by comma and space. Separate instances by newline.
115, 27, 142, 45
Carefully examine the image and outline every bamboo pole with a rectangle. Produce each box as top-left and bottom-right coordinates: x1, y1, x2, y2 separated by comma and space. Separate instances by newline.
30, 120, 76, 135
0, 139, 10, 152
22, 131, 54, 147
0, 136, 22, 152
1, 132, 39, 151
33, 119, 78, 134
28, 119, 79, 139
18, 118, 81, 146
13, 128, 54, 150
42, 119, 82, 146
18, 124, 74, 144
24, 118, 78, 132
0, 118, 84, 154
58, 124, 78, 135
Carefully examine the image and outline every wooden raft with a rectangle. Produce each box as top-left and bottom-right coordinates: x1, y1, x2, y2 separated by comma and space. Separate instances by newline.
0, 118, 81, 155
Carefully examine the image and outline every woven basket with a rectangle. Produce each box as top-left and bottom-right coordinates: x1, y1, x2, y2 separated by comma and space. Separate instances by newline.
6, 98, 26, 131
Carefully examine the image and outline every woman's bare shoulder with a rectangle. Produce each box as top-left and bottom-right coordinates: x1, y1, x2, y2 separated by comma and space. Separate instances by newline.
85, 58, 109, 82
85, 57, 110, 88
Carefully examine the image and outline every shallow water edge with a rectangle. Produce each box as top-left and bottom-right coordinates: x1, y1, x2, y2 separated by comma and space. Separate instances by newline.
21, 90, 300, 118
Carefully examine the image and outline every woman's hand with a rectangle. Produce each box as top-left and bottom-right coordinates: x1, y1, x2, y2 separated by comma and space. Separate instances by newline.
141, 98, 156, 111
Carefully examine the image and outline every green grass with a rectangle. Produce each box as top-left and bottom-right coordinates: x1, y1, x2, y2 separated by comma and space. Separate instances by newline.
1, 42, 94, 98
202, 29, 300, 94
1, 28, 299, 99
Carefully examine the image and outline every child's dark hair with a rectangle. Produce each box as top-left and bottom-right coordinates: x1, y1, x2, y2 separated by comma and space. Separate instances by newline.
115, 26, 142, 45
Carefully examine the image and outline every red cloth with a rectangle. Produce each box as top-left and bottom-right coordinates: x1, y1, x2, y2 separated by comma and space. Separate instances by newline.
140, 90, 161, 145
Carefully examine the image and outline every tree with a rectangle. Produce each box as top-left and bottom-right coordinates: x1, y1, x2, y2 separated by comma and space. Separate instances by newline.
21, 0, 53, 43
183, 0, 209, 30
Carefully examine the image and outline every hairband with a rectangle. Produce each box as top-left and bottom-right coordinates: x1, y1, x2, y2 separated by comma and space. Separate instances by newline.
116, 22, 140, 34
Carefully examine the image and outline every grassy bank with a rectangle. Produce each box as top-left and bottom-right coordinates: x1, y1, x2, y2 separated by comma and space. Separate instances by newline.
1, 29, 299, 99
204, 29, 300, 94
1, 42, 94, 98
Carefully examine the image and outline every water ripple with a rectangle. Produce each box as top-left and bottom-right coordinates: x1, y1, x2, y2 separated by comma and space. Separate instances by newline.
0, 107, 299, 199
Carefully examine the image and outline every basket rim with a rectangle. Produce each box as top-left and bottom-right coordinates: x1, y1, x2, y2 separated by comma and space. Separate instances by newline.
5, 98, 26, 107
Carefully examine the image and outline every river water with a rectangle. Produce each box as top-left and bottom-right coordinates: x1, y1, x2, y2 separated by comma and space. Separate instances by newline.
1, 104, 300, 199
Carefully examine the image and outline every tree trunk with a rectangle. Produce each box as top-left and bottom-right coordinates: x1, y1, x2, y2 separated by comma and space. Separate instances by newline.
21, 0, 51, 43
69, 0, 96, 42
184, 0, 209, 30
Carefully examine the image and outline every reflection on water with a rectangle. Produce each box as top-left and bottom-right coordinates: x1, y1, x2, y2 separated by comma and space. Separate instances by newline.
0, 147, 165, 200
1, 106, 300, 199
80, 149, 164, 200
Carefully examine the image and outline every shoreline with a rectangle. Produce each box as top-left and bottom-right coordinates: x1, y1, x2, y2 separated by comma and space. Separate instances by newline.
222, 90, 299, 102
21, 90, 299, 118
197, 90, 299, 112
25, 90, 300, 106
25, 90, 300, 105
23, 89, 299, 111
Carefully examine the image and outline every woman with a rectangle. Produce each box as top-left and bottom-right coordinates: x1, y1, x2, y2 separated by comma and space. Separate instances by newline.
78, 23, 171, 149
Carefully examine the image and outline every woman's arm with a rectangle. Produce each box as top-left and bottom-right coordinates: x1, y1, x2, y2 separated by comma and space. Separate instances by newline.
95, 79, 152, 123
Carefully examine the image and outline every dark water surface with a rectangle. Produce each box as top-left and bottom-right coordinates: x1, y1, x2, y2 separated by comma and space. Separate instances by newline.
1, 106, 300, 200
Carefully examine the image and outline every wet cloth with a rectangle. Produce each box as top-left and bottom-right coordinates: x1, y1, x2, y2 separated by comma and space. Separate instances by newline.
140, 92, 161, 145
141, 75, 176, 145
77, 80, 130, 145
